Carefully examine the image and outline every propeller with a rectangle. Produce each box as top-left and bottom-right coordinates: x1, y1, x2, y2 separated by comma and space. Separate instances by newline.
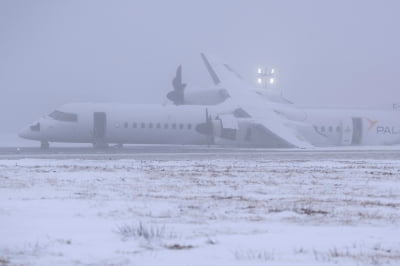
167, 65, 186, 105
195, 108, 215, 145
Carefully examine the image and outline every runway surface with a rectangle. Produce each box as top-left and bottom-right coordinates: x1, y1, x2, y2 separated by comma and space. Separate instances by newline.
1, 145, 400, 160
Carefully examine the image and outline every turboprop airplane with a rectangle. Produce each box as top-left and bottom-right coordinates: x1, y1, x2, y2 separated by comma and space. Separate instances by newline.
18, 54, 308, 149
19, 54, 400, 149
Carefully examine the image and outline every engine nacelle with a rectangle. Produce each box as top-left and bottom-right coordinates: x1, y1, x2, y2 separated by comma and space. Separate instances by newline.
183, 89, 229, 105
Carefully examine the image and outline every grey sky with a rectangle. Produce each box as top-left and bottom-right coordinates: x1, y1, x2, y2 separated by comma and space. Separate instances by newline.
1, 0, 400, 136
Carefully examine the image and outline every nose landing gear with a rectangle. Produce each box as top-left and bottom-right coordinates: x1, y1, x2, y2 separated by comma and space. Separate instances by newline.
40, 141, 49, 150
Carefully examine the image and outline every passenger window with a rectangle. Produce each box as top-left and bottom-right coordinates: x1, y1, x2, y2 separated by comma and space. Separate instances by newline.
336, 126, 341, 133
132, 122, 137, 128
156, 123, 161, 129
164, 123, 169, 129
328, 126, 333, 133
141, 122, 145, 128
149, 123, 153, 129
321, 126, 325, 132
179, 124, 184, 129
187, 124, 192, 130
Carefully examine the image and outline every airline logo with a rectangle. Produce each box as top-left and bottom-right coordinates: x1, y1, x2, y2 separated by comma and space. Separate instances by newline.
366, 118, 378, 131
366, 118, 400, 134
377, 126, 400, 135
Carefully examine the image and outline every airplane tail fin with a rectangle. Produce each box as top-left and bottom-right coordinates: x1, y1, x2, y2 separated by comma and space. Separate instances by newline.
199, 53, 313, 148
200, 53, 220, 86
200, 53, 246, 89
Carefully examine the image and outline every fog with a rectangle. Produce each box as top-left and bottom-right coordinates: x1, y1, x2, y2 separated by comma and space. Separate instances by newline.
1, 0, 400, 143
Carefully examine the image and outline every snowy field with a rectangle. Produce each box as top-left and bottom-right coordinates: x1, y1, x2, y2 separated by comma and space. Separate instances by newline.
1, 151, 400, 265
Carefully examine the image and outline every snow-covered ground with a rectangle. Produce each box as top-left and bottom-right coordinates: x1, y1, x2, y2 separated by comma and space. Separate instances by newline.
0, 155, 399, 265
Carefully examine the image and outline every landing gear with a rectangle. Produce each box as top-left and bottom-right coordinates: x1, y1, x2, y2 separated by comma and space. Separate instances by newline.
40, 141, 49, 149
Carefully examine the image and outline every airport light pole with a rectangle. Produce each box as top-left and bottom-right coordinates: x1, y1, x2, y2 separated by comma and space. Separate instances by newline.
256, 67, 276, 90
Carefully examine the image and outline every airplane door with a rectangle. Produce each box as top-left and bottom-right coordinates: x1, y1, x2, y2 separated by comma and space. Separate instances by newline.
340, 118, 353, 146
93, 112, 107, 147
351, 117, 363, 145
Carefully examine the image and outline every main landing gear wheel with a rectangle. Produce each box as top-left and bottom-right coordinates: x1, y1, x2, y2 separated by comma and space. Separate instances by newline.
40, 141, 49, 149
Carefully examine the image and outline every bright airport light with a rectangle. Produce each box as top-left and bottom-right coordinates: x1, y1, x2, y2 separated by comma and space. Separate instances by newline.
269, 78, 275, 84
256, 66, 276, 88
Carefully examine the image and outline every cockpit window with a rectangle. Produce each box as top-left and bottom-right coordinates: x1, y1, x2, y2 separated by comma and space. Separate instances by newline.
30, 122, 40, 131
49, 110, 78, 122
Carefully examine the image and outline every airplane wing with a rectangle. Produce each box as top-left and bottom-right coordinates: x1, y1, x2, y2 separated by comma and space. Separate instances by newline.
201, 53, 313, 148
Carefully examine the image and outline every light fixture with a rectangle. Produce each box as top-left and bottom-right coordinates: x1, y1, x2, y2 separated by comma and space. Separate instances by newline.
269, 78, 275, 84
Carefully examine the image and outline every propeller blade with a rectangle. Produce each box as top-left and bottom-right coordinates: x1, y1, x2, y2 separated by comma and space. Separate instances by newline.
172, 65, 187, 92
167, 65, 186, 105
195, 108, 214, 145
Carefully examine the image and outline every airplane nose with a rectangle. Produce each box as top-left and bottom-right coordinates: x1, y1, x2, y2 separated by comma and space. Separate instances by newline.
18, 122, 41, 140
18, 127, 30, 139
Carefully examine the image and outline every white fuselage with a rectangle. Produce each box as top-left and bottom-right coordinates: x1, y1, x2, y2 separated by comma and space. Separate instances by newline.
301, 108, 400, 146
19, 102, 400, 148
19, 103, 210, 145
